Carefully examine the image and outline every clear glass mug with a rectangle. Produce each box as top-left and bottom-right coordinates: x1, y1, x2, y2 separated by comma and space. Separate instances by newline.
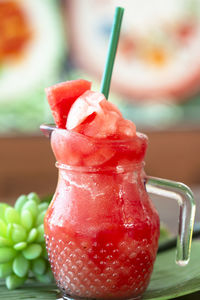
41, 124, 196, 300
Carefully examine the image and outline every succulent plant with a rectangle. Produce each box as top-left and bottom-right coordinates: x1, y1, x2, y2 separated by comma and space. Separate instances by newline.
0, 193, 53, 289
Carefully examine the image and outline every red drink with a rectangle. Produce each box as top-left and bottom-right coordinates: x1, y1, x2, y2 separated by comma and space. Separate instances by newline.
42, 80, 195, 299
44, 129, 160, 300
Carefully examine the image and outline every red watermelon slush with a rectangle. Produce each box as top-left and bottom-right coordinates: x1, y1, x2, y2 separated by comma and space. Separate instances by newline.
44, 80, 160, 299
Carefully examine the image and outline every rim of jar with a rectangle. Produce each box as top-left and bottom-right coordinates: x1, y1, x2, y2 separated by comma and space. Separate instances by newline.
41, 124, 147, 173
41, 123, 148, 145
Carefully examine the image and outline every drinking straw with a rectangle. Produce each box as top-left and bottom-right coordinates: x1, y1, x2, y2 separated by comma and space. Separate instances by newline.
100, 6, 124, 99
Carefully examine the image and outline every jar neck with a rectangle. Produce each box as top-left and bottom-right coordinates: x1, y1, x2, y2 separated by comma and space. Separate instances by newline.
56, 161, 145, 174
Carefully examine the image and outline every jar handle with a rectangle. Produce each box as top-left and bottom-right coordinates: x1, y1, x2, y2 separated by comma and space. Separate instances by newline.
146, 176, 196, 266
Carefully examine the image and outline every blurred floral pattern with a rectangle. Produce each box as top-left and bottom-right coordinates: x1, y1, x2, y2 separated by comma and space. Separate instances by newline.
1, 0, 200, 133
0, 0, 65, 133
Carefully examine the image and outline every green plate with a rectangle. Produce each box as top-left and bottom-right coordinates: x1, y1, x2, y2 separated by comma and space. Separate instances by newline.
1, 241, 200, 300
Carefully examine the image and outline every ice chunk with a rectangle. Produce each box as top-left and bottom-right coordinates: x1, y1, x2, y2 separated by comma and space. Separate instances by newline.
67, 91, 136, 139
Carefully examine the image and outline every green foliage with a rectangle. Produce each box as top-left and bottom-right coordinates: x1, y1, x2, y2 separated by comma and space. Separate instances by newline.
159, 222, 171, 244
143, 241, 200, 299
13, 255, 30, 278
0, 193, 52, 290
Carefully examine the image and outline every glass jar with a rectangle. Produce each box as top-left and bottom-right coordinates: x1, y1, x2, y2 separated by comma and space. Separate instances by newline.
41, 125, 195, 300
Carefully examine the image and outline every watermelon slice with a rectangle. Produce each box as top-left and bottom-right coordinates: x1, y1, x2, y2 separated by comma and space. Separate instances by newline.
45, 79, 91, 128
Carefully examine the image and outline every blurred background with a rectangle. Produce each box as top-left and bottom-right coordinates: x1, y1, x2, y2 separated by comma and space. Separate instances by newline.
0, 0, 199, 232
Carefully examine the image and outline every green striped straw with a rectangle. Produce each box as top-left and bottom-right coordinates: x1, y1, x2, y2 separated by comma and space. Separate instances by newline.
100, 6, 124, 99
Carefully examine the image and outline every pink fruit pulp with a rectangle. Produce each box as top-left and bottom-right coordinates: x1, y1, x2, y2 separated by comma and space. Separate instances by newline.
66, 90, 136, 140
44, 130, 160, 300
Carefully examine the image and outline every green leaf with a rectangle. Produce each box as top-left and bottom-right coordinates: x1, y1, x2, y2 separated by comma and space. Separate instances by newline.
13, 242, 27, 251
5, 207, 20, 224
6, 224, 12, 240
22, 244, 42, 260
27, 228, 38, 243
32, 258, 46, 275
22, 200, 38, 219
35, 268, 54, 284
36, 225, 44, 243
13, 255, 30, 278
41, 195, 52, 204
11, 224, 27, 243
143, 241, 200, 299
0, 237, 12, 247
41, 244, 48, 260
6, 275, 26, 290
159, 222, 171, 245
14, 195, 28, 213
0, 280, 57, 298
20, 210, 33, 230
38, 202, 49, 212
35, 211, 46, 227
0, 248, 16, 264
0, 220, 7, 237
0, 262, 13, 278
27, 193, 40, 204
0, 204, 9, 221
